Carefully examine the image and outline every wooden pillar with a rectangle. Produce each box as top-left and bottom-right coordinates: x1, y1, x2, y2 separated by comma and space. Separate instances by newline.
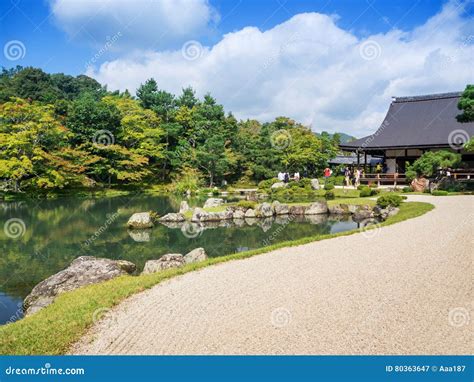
364, 151, 367, 173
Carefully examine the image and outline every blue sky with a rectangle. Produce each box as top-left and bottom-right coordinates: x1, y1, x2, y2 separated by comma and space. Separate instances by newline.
0, 0, 472, 136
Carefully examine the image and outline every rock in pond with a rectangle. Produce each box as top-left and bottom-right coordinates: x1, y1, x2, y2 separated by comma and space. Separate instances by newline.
127, 212, 154, 229
159, 212, 185, 222
328, 204, 350, 215
233, 210, 245, 219
255, 202, 273, 218
24, 256, 136, 316
184, 248, 208, 264
289, 205, 306, 215
272, 201, 289, 215
352, 205, 374, 221
244, 208, 256, 218
304, 201, 328, 215
203, 198, 224, 208
142, 254, 186, 274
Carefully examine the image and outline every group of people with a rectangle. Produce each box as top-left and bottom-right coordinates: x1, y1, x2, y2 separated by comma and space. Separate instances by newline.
277, 172, 300, 183
323, 166, 363, 188
343, 167, 362, 188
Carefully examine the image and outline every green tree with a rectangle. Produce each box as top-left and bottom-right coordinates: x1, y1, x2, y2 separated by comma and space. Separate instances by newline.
0, 98, 84, 191
66, 93, 121, 144
405, 150, 461, 180
457, 84, 474, 122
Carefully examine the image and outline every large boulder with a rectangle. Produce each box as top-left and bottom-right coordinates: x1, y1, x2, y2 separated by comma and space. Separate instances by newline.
310, 178, 320, 190
203, 198, 224, 208
179, 201, 191, 214
24, 256, 136, 315
191, 208, 206, 222
272, 200, 289, 215
192, 208, 233, 222
289, 205, 306, 215
244, 208, 256, 218
255, 202, 274, 218
142, 254, 185, 274
233, 210, 245, 219
328, 204, 350, 215
304, 201, 328, 215
184, 248, 208, 264
159, 213, 185, 222
271, 182, 286, 189
379, 206, 400, 220
127, 212, 154, 228
411, 177, 429, 192
353, 205, 374, 221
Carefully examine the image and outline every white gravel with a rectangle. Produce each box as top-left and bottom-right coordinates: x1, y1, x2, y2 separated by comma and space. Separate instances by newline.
71, 195, 473, 355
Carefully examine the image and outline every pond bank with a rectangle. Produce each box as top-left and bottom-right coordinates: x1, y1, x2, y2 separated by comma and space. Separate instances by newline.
71, 195, 470, 355
0, 198, 436, 354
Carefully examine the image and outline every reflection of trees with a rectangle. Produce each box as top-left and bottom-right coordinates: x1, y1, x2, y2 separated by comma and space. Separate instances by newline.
0, 195, 355, 302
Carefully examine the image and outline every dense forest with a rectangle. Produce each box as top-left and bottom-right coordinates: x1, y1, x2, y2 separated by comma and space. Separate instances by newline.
0, 66, 341, 194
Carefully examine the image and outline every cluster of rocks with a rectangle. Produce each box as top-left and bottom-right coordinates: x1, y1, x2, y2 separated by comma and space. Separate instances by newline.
189, 200, 329, 223
23, 248, 209, 317
328, 203, 399, 221
128, 196, 400, 228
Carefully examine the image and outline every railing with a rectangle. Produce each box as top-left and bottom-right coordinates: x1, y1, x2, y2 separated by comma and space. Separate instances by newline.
359, 173, 407, 186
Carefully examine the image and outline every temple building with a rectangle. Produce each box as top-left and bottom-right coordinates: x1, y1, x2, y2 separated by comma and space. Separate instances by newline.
340, 92, 474, 180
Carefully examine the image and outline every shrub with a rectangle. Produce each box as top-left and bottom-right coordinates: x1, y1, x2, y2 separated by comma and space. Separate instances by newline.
211, 188, 220, 196
236, 200, 257, 209
376, 194, 403, 208
402, 186, 412, 193
432, 190, 448, 196
324, 183, 335, 191
171, 167, 202, 195
324, 190, 335, 200
359, 186, 372, 197
357, 185, 365, 191
368, 183, 378, 188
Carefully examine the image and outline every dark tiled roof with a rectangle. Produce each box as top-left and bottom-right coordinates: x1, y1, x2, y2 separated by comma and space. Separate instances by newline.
340, 92, 474, 150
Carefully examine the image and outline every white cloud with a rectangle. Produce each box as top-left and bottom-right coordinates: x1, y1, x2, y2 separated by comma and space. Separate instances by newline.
50, 0, 218, 50
85, 1, 474, 137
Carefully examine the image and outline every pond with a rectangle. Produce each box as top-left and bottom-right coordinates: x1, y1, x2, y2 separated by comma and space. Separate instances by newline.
0, 194, 360, 325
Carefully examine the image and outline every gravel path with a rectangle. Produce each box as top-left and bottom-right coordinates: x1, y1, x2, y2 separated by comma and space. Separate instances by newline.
72, 195, 473, 355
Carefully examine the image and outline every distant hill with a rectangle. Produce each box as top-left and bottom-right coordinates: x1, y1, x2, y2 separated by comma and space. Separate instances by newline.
315, 132, 356, 143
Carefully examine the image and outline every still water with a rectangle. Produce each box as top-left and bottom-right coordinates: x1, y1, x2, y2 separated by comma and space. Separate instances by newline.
0, 195, 359, 325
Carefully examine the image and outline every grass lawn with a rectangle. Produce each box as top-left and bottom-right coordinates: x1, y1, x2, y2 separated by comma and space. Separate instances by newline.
0, 201, 433, 355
